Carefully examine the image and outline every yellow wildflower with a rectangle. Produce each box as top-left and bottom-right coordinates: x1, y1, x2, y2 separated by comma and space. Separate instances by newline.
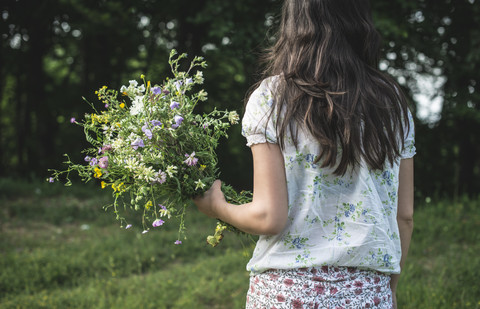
199, 164, 206, 171
115, 122, 121, 128
119, 103, 125, 109
93, 167, 102, 178
145, 200, 153, 210
101, 181, 107, 189
215, 223, 227, 234
207, 223, 226, 247
112, 182, 126, 192
140, 74, 145, 79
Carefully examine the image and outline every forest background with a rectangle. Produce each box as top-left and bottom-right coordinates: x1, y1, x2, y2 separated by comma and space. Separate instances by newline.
1, 0, 479, 199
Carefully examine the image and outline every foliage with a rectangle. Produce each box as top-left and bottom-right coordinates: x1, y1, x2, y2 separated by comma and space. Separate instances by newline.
371, 0, 480, 197
0, 180, 479, 308
0, 0, 479, 197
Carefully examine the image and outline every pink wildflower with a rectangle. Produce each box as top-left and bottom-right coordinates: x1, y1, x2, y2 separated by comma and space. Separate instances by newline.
98, 156, 108, 169
184, 152, 198, 166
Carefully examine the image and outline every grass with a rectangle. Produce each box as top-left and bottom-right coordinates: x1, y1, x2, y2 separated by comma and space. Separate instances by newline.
1, 179, 479, 308
396, 196, 480, 308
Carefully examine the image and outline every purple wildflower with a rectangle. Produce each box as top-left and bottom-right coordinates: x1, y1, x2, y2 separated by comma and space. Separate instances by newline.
152, 219, 165, 227
174, 240, 182, 245
171, 115, 184, 129
174, 80, 183, 91
152, 87, 162, 95
159, 204, 167, 211
170, 101, 180, 110
150, 120, 162, 127
70, 117, 76, 123
144, 129, 153, 139
184, 151, 199, 166
186, 78, 193, 85
131, 138, 145, 150
105, 103, 109, 108
101, 144, 112, 153
89, 157, 98, 166
84, 156, 92, 162
98, 156, 109, 169
141, 124, 153, 140
47, 177, 55, 183
174, 115, 184, 124
125, 224, 132, 229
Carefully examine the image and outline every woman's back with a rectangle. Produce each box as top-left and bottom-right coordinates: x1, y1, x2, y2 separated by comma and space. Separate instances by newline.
242, 77, 415, 274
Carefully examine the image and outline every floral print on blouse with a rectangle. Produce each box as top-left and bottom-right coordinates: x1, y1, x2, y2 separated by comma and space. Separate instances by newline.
241, 77, 416, 275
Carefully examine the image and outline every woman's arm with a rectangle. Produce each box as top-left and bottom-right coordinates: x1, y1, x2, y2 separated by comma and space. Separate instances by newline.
391, 158, 415, 306
193, 142, 289, 235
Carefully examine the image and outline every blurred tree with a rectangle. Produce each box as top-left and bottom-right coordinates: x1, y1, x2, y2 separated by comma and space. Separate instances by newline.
0, 0, 479, 198
372, 0, 480, 197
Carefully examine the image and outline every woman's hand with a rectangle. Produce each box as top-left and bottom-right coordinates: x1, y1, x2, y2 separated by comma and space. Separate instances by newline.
192, 143, 288, 235
193, 180, 227, 218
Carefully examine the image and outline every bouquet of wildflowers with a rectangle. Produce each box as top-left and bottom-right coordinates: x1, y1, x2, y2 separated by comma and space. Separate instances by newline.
49, 50, 251, 246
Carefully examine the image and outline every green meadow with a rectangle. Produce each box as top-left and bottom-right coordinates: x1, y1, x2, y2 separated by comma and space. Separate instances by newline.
1, 179, 479, 308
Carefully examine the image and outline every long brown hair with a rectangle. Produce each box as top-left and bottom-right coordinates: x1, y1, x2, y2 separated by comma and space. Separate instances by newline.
253, 0, 411, 175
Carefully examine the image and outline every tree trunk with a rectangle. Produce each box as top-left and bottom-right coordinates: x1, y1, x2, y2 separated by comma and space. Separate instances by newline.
23, 0, 53, 176
0, 36, 4, 176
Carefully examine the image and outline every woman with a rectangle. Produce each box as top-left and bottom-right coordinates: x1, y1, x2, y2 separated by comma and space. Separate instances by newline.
194, 0, 415, 308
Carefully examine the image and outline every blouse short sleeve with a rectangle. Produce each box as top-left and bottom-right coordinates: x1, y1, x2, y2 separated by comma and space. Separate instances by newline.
241, 77, 278, 147
400, 109, 416, 159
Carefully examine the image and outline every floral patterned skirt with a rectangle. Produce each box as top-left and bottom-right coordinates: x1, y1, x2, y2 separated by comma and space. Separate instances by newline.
246, 266, 393, 309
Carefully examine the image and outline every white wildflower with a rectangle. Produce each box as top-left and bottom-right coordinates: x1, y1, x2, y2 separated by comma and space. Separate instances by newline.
124, 157, 140, 172
228, 111, 240, 124
112, 138, 124, 150
130, 95, 145, 116
159, 205, 172, 219
194, 179, 206, 190
166, 165, 177, 177
197, 89, 208, 101
136, 165, 156, 182
195, 71, 204, 84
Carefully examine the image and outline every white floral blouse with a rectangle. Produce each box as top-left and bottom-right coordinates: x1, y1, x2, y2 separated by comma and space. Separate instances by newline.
241, 77, 416, 275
